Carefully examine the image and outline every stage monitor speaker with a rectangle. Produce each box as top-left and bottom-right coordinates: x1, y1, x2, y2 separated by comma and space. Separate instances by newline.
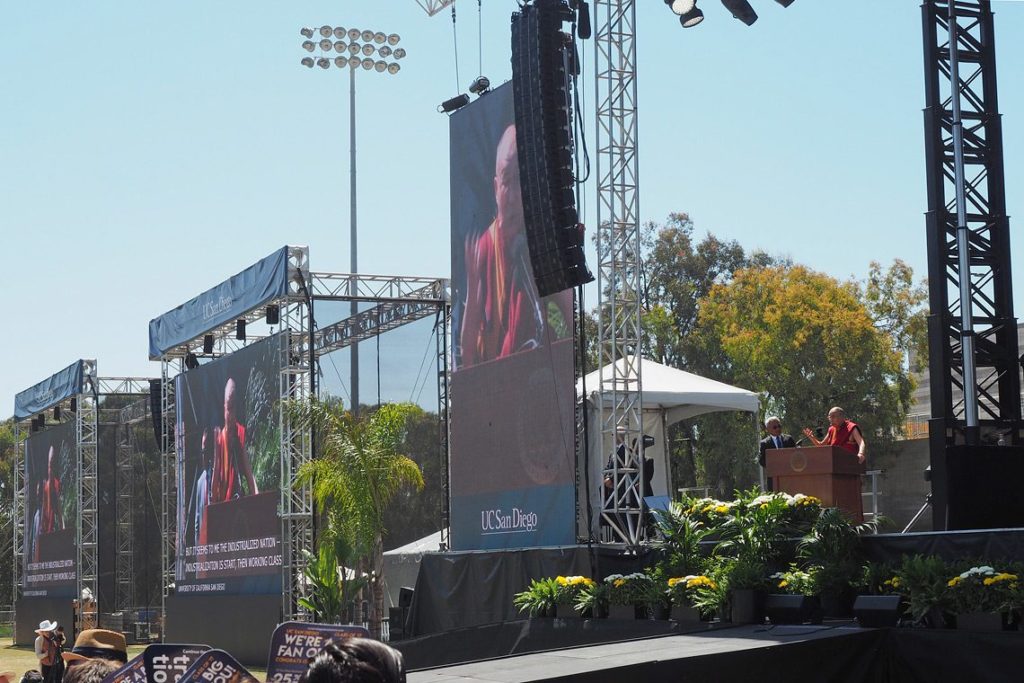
764, 594, 821, 625
266, 304, 280, 325
398, 586, 415, 609
203, 334, 215, 354
511, 0, 593, 298
945, 445, 1024, 530
853, 595, 902, 628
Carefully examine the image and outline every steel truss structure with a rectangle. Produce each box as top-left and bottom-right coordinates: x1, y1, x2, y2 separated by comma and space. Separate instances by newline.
922, 0, 1020, 445
158, 246, 314, 622
308, 271, 451, 547
12, 361, 98, 633
593, 0, 645, 546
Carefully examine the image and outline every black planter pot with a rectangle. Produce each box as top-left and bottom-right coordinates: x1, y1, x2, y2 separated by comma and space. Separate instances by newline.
730, 589, 765, 624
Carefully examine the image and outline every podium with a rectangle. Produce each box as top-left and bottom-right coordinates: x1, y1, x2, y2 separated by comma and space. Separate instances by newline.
766, 446, 865, 522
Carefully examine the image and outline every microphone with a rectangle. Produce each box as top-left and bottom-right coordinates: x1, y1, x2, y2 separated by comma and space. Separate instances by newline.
795, 437, 807, 447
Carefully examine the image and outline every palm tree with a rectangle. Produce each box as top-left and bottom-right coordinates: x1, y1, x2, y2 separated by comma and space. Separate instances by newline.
290, 399, 424, 637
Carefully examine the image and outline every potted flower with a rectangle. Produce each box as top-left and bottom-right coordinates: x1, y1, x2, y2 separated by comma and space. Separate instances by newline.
797, 507, 872, 616
604, 572, 652, 619
946, 565, 1018, 631
513, 577, 560, 618
555, 575, 596, 617
716, 557, 769, 624
766, 564, 822, 625
892, 554, 950, 628
667, 574, 718, 622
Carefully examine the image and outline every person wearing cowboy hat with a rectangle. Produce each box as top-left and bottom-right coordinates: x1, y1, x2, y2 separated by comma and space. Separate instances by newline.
33, 620, 58, 680
62, 629, 128, 666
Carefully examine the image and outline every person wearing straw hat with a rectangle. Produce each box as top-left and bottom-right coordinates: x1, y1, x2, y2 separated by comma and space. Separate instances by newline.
33, 620, 58, 680
61, 629, 128, 666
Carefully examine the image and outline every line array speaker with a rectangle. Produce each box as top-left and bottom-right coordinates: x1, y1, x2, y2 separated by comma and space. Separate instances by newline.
511, 0, 593, 298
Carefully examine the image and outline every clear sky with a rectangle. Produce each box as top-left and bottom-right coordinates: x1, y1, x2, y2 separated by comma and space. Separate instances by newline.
3, 1, 1024, 412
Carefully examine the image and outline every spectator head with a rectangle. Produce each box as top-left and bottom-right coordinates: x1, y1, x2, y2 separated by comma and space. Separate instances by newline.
18, 671, 43, 683
300, 637, 406, 683
1, 670, 18, 683
35, 620, 57, 636
62, 629, 128, 665
62, 659, 119, 683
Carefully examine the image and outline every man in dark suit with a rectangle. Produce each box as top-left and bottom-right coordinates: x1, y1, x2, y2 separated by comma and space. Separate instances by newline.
758, 416, 796, 491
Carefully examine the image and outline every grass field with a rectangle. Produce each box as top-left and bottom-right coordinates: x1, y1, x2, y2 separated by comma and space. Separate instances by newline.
0, 644, 268, 680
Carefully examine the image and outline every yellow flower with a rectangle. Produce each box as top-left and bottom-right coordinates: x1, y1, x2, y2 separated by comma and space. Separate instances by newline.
947, 577, 961, 587
556, 576, 568, 585
778, 580, 788, 588
613, 579, 625, 588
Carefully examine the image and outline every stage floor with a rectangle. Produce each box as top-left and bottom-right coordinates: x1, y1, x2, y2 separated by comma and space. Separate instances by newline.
408, 621, 882, 683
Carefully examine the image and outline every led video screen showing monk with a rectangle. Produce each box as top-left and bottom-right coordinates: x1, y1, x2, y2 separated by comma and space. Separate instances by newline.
23, 421, 78, 598
174, 333, 283, 595
449, 82, 576, 550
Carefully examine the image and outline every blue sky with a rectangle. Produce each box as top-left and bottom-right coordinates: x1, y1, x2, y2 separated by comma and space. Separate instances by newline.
3, 1, 1024, 412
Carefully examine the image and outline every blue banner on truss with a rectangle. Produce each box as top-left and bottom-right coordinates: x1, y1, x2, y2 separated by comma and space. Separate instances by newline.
14, 360, 85, 420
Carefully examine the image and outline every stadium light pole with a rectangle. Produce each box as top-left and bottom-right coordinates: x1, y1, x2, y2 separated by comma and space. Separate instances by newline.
300, 25, 407, 416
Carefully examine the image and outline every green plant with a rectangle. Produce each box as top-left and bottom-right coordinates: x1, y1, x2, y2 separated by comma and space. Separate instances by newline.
722, 556, 769, 592
297, 537, 368, 624
895, 554, 951, 623
716, 489, 793, 566
797, 507, 872, 596
668, 574, 719, 607
555, 575, 596, 607
945, 566, 1019, 615
575, 580, 609, 617
604, 572, 653, 606
514, 578, 561, 617
770, 564, 818, 596
651, 505, 712, 576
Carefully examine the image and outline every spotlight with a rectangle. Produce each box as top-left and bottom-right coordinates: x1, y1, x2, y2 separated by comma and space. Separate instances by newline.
348, 28, 361, 41
374, 60, 388, 72
437, 93, 470, 114
300, 27, 314, 38
301, 57, 315, 68
302, 40, 316, 52
319, 25, 333, 38
203, 334, 214, 354
334, 40, 347, 52
387, 33, 401, 45
184, 352, 200, 370
333, 26, 347, 39
362, 44, 375, 56
387, 63, 401, 75
665, 0, 696, 13
361, 58, 374, 70
348, 56, 361, 68
317, 57, 330, 69
236, 319, 246, 340
349, 43, 362, 55
319, 38, 333, 51
334, 56, 348, 68
379, 46, 392, 58
680, 7, 704, 26
266, 305, 280, 325
393, 48, 407, 59
373, 31, 386, 44
468, 75, 491, 96
361, 29, 374, 42
721, 0, 757, 25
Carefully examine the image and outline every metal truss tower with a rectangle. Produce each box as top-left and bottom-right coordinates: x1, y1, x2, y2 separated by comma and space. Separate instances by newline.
76, 361, 99, 630
922, 0, 1020, 443
593, 0, 645, 546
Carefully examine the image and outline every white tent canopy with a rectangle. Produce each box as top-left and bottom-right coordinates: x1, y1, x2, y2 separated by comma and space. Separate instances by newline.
382, 529, 445, 607
578, 358, 760, 537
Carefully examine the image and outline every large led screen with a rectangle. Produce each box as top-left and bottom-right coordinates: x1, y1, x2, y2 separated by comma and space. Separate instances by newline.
23, 421, 78, 598
449, 82, 576, 550
175, 333, 284, 595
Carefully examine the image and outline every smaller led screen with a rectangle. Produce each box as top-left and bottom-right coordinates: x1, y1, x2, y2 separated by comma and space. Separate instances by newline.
23, 421, 78, 598
175, 333, 284, 595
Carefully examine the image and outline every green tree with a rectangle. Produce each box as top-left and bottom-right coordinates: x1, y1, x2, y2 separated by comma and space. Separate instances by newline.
696, 264, 913, 462
0, 419, 16, 607
291, 400, 424, 637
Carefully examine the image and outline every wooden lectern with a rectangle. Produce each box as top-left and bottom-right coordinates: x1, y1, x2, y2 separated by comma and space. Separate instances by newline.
766, 446, 865, 522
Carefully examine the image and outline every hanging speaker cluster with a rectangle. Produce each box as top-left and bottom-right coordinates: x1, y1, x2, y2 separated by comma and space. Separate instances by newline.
511, 0, 593, 298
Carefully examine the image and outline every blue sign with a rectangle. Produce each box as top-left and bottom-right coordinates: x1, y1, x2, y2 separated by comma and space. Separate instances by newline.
14, 360, 85, 420
148, 246, 291, 359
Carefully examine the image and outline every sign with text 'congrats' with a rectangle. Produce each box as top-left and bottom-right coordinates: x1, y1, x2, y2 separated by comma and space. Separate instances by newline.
265, 621, 369, 683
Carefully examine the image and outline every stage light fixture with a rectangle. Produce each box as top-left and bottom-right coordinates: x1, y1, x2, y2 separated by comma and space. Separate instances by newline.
393, 48, 407, 59
361, 58, 374, 70
302, 40, 316, 52
334, 40, 347, 52
374, 60, 387, 72
379, 46, 392, 58
468, 75, 491, 96
300, 27, 314, 38
317, 57, 330, 69
680, 7, 704, 26
387, 63, 400, 75
348, 56, 361, 68
319, 25, 333, 37
437, 93, 470, 114
720, 0, 757, 25
184, 352, 200, 370
333, 26, 346, 39
236, 319, 246, 340
319, 38, 333, 51
362, 44, 375, 56
203, 334, 214, 354
373, 31, 386, 44
387, 33, 401, 45
361, 29, 374, 42
348, 28, 361, 41
301, 57, 315, 68
349, 43, 361, 55
665, 0, 696, 14
334, 56, 348, 68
